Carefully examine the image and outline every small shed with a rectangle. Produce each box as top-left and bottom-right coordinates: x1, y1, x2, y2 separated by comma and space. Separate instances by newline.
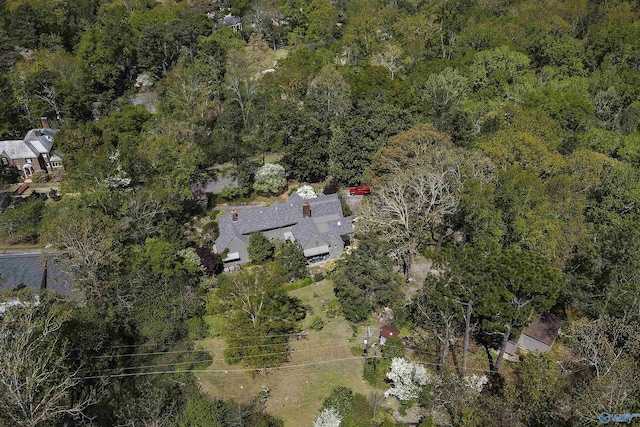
380, 325, 400, 346
506, 313, 562, 355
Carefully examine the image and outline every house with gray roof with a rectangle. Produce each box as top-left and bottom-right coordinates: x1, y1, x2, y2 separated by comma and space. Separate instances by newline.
0, 117, 62, 180
215, 14, 242, 32
505, 312, 563, 356
0, 253, 72, 295
214, 193, 353, 266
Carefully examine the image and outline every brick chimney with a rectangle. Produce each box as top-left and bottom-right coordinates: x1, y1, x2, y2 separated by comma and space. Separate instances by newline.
34, 130, 41, 137
40, 117, 50, 129
231, 210, 238, 221
302, 201, 311, 218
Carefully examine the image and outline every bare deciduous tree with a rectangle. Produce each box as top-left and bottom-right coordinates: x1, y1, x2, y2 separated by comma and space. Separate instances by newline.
360, 128, 494, 278
566, 316, 639, 379
359, 164, 462, 278
371, 42, 405, 80
0, 301, 94, 426
114, 379, 178, 427
41, 208, 120, 299
227, 76, 259, 127
412, 301, 462, 369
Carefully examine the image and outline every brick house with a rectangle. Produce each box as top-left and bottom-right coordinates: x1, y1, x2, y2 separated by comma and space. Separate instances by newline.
0, 117, 62, 180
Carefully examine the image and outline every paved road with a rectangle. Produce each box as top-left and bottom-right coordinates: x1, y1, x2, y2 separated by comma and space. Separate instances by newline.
212, 202, 266, 213
204, 176, 237, 193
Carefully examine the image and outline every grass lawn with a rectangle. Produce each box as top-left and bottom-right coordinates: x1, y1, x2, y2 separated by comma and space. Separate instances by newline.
196, 280, 376, 426
202, 315, 225, 338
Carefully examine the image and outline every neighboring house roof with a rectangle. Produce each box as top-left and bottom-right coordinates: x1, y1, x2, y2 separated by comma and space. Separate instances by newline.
0, 253, 72, 295
224, 15, 242, 26
380, 325, 400, 339
215, 193, 352, 258
0, 140, 37, 159
522, 312, 562, 347
25, 129, 55, 152
506, 312, 562, 355
217, 14, 242, 27
0, 128, 58, 160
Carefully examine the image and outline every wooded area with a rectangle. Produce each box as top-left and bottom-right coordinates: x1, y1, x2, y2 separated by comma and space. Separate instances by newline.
2, 0, 640, 425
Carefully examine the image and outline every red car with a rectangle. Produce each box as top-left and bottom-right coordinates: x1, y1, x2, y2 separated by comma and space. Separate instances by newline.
349, 185, 371, 196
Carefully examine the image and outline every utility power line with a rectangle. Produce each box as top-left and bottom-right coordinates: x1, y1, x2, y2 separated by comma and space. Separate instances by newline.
92, 337, 355, 359
83, 352, 584, 380
90, 342, 359, 374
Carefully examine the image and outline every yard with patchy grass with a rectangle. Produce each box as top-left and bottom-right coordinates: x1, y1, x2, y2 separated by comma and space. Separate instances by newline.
196, 280, 377, 426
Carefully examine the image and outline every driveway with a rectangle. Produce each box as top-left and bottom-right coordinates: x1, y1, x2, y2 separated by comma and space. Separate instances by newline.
339, 189, 365, 215
204, 176, 237, 194
212, 202, 265, 213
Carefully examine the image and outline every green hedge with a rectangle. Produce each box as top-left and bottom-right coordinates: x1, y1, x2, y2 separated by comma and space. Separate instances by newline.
283, 277, 313, 292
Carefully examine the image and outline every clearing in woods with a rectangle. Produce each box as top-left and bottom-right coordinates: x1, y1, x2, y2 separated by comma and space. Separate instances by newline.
196, 280, 376, 426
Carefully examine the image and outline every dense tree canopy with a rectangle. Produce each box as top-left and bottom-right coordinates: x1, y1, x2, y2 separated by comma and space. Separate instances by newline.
3, 0, 640, 424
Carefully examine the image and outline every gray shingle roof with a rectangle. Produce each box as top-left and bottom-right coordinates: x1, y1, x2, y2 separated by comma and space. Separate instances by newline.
215, 193, 353, 254
292, 217, 322, 247
0, 128, 57, 160
0, 253, 72, 295
326, 217, 353, 237
24, 129, 55, 153
0, 140, 38, 159
220, 15, 242, 26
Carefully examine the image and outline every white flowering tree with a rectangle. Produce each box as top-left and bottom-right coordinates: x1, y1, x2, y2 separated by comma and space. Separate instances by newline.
253, 163, 287, 195
104, 151, 132, 188
463, 374, 489, 393
296, 185, 317, 199
313, 407, 342, 427
385, 357, 440, 401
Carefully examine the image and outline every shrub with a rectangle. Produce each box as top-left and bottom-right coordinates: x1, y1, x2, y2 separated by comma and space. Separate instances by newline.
253, 388, 270, 405
253, 163, 286, 195
296, 185, 317, 199
247, 232, 274, 263
338, 192, 352, 217
363, 358, 391, 388
382, 335, 406, 359
323, 176, 339, 195
48, 188, 61, 201
283, 276, 314, 292
324, 260, 336, 274
30, 171, 49, 183
313, 273, 325, 282
322, 386, 355, 418
201, 221, 219, 245
195, 246, 223, 275
320, 386, 373, 426
218, 183, 247, 201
